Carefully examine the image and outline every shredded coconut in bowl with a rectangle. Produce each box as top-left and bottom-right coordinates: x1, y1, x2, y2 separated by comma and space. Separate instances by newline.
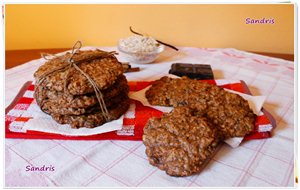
119, 35, 161, 53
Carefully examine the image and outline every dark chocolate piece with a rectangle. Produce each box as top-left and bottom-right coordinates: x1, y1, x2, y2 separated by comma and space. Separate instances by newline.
169, 63, 214, 80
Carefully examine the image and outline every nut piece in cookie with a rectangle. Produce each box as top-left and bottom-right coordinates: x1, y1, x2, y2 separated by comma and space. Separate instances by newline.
143, 106, 221, 177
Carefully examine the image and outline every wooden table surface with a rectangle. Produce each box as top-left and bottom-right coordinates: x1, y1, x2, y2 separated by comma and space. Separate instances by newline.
5, 48, 294, 69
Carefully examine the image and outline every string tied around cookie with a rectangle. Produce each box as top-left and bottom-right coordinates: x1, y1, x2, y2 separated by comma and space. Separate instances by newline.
36, 41, 112, 121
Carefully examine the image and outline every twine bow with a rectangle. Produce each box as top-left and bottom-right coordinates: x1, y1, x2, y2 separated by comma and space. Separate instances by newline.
36, 41, 112, 121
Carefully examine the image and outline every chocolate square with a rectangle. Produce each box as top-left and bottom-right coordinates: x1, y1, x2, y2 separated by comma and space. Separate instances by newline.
169, 63, 214, 79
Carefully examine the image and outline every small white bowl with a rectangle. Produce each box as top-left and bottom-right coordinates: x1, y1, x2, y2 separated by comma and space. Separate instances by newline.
117, 43, 164, 64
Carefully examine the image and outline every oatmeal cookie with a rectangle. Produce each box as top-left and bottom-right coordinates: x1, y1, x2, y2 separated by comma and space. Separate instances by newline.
146, 76, 217, 107
40, 92, 129, 116
51, 98, 130, 128
145, 76, 256, 138
34, 49, 124, 95
205, 91, 255, 138
35, 75, 129, 109
143, 106, 221, 177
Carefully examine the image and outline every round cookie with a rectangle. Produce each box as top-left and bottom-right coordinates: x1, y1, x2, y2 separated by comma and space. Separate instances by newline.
143, 106, 221, 177
51, 98, 130, 129
35, 75, 129, 110
41, 93, 129, 116
205, 91, 256, 138
34, 49, 124, 95
145, 76, 256, 138
146, 76, 216, 107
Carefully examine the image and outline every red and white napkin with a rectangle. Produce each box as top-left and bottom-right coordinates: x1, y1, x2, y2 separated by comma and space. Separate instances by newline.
5, 79, 275, 145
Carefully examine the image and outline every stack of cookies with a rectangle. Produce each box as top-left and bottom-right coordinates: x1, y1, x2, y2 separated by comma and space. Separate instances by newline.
34, 49, 130, 129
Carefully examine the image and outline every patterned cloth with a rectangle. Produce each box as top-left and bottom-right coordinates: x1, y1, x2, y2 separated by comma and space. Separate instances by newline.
5, 79, 274, 141
5, 47, 294, 187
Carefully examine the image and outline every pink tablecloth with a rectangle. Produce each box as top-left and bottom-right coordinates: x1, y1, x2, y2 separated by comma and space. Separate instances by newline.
5, 47, 294, 187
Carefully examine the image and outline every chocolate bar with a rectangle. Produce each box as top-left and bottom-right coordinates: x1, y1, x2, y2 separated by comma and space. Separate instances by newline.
169, 63, 214, 80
